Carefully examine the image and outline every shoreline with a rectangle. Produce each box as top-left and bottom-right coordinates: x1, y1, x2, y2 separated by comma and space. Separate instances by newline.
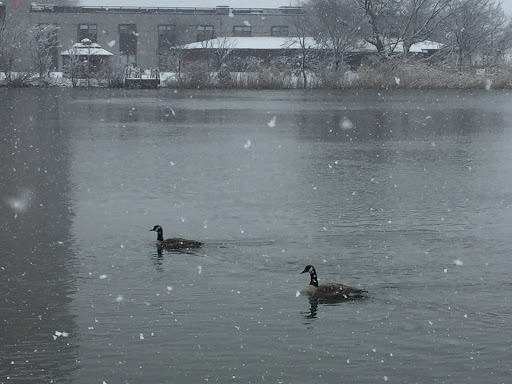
2, 63, 512, 90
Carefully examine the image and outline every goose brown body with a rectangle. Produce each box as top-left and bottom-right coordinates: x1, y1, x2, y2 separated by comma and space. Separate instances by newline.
301, 265, 366, 300
150, 225, 202, 249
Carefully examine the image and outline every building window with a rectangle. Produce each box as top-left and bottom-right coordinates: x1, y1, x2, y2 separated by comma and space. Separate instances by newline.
78, 24, 97, 43
0, 4, 5, 25
271, 26, 289, 37
157, 25, 176, 70
34, 23, 59, 71
119, 24, 137, 66
196, 25, 214, 42
233, 25, 251, 37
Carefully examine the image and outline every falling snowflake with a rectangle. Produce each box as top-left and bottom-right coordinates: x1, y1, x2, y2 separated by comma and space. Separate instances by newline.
5, 189, 33, 213
340, 118, 354, 130
267, 116, 277, 127
53, 331, 69, 340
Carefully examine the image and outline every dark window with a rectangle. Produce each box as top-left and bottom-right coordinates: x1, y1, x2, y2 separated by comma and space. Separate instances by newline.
196, 25, 214, 42
0, 4, 5, 25
34, 23, 59, 71
271, 26, 289, 37
233, 25, 251, 37
77, 24, 97, 43
119, 24, 137, 66
157, 25, 176, 70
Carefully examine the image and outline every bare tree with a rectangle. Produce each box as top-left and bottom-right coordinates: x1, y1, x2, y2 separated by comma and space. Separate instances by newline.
0, 17, 30, 85
167, 45, 191, 86
446, 0, 506, 67
352, 0, 400, 56
396, 0, 455, 55
490, 20, 512, 66
306, 0, 363, 71
62, 49, 87, 87
30, 23, 59, 81
349, 0, 455, 57
208, 37, 236, 70
290, 13, 319, 87
157, 26, 178, 71
207, 37, 237, 85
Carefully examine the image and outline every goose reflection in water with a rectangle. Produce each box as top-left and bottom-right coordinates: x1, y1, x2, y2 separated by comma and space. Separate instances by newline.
301, 297, 319, 321
151, 246, 203, 270
152, 248, 164, 270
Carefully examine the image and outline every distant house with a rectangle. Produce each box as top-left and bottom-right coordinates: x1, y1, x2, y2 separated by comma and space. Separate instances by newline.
178, 36, 443, 70
179, 36, 320, 70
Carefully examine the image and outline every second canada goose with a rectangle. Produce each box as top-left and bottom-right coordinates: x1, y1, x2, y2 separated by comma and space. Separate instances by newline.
150, 225, 202, 249
301, 265, 366, 300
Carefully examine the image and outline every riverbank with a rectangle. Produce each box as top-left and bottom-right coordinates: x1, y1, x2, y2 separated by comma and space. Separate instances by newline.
2, 62, 512, 89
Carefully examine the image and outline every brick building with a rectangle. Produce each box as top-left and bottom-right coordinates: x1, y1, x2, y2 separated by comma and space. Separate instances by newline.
28, 4, 303, 71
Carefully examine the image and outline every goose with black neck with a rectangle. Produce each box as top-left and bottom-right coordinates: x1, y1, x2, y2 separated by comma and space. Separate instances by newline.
150, 225, 202, 250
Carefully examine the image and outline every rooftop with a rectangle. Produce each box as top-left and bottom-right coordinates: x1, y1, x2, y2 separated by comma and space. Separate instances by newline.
61, 40, 113, 56
181, 37, 319, 50
30, 3, 302, 14
181, 37, 443, 53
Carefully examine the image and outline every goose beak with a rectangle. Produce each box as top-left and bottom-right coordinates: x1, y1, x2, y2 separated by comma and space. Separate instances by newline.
149, 228, 155, 231
300, 268, 308, 274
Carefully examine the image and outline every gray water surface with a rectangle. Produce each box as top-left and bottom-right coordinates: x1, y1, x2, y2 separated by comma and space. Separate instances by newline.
1, 88, 512, 383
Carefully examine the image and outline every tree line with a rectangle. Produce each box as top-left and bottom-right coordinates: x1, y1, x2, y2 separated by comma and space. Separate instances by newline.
299, 0, 511, 68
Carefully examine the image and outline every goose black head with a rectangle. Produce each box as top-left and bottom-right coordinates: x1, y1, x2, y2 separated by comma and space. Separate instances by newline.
150, 225, 164, 241
301, 265, 318, 287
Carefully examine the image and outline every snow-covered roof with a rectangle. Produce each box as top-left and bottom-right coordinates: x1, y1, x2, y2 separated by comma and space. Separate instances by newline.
357, 40, 443, 53
61, 41, 113, 56
406, 41, 443, 52
182, 37, 320, 50
182, 37, 443, 54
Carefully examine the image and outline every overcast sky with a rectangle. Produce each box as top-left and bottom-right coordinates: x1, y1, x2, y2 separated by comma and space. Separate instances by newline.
79, 0, 512, 14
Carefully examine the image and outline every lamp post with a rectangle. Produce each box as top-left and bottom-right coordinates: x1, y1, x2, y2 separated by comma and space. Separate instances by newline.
82, 38, 92, 87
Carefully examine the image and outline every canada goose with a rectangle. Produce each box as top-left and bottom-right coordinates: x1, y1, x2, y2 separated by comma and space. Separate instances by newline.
301, 265, 366, 300
150, 225, 202, 249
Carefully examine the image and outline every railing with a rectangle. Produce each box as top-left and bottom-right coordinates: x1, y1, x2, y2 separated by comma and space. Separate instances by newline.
125, 67, 160, 80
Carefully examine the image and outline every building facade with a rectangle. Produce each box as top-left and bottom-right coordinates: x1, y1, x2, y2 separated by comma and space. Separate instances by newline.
28, 4, 303, 71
